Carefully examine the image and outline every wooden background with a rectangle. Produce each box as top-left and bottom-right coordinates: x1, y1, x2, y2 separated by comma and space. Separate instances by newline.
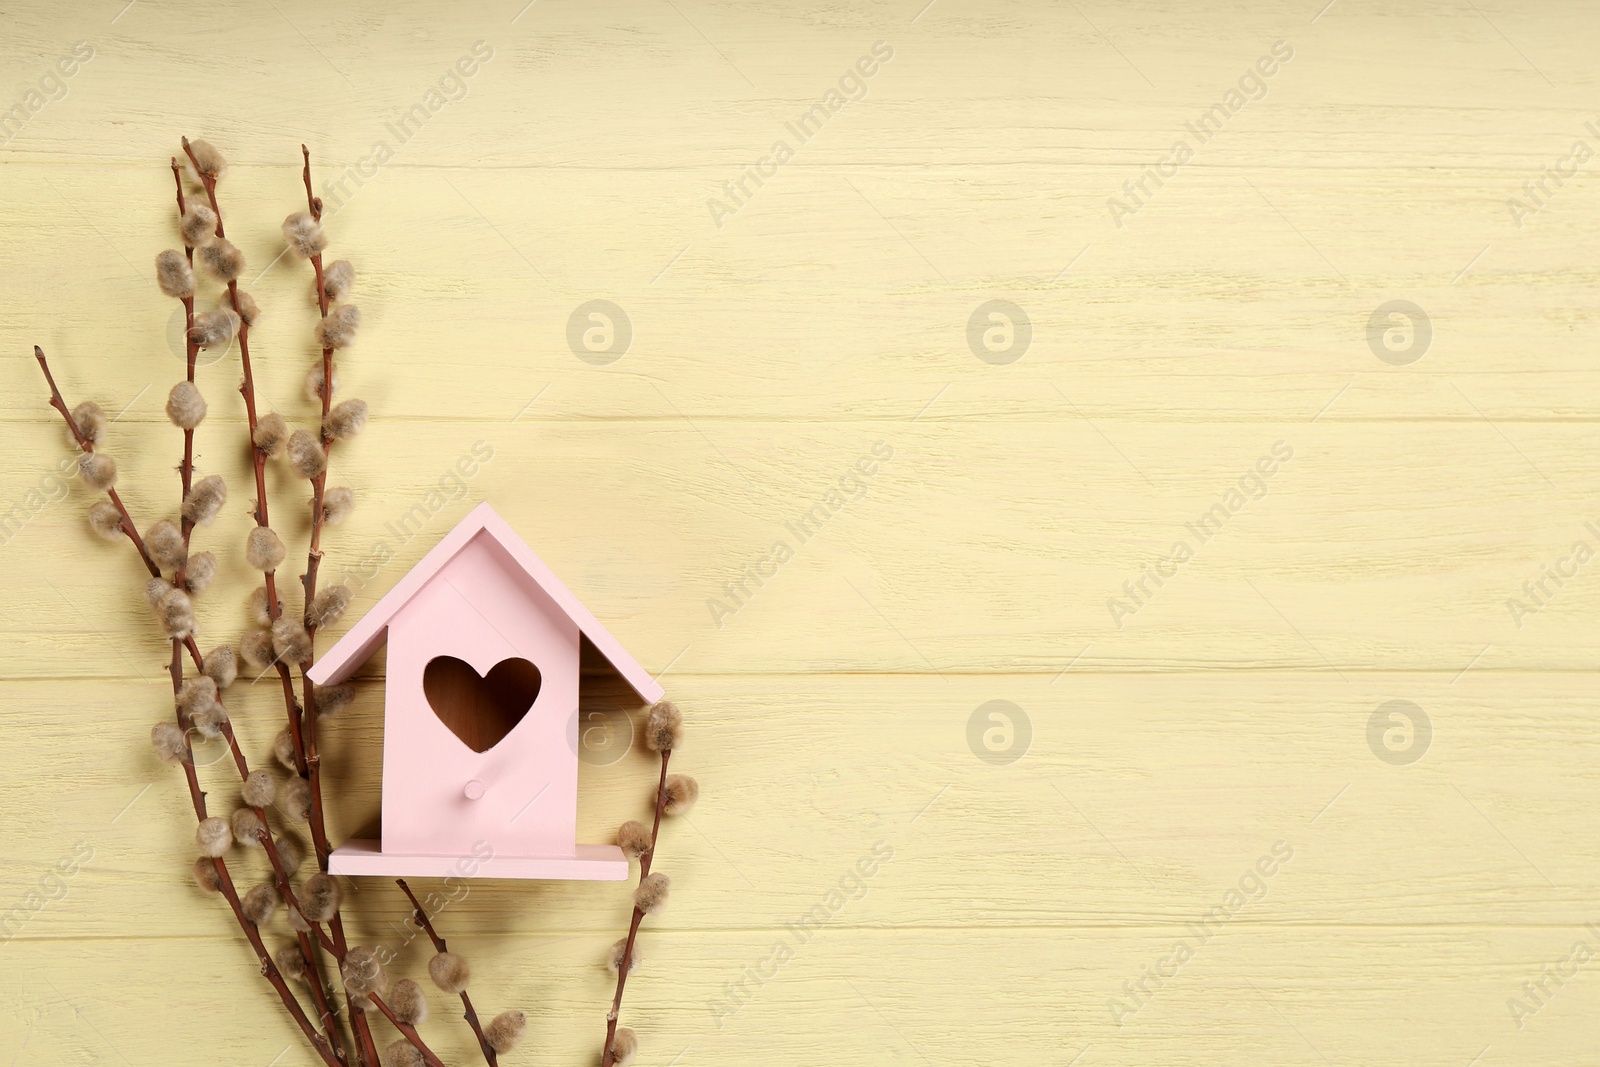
2, 0, 1597, 1063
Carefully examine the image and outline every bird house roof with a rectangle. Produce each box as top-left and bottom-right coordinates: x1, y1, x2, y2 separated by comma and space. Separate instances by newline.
306, 501, 664, 705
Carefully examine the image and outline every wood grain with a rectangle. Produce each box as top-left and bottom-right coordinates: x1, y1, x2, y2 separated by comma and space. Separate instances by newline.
1, 0, 1595, 1063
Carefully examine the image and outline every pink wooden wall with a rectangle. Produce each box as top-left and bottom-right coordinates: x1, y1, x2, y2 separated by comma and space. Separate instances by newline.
383, 530, 580, 861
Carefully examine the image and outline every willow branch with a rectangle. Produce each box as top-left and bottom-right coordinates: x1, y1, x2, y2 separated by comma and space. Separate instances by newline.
368, 993, 447, 1067
601, 749, 672, 1067
285, 155, 367, 1066
214, 854, 342, 1066
34, 347, 157, 575
294, 144, 336, 877
179, 136, 310, 780
155, 518, 332, 1067
158, 640, 334, 1064
166, 163, 350, 1063
396, 879, 499, 1066
182, 135, 375, 1067
169, 159, 202, 593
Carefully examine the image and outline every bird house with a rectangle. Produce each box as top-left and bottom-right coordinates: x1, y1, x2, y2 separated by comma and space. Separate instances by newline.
307, 502, 663, 880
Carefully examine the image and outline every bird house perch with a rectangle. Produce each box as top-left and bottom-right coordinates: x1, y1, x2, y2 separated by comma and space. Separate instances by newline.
307, 502, 664, 880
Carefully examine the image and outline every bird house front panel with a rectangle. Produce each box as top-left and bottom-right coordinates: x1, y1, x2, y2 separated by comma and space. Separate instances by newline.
381, 530, 581, 862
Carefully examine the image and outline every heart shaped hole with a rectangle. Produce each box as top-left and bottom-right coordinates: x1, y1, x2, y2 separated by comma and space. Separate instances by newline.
422, 655, 542, 753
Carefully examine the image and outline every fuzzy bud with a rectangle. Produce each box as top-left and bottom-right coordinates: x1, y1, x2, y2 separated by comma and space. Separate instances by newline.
146, 519, 187, 572
282, 776, 313, 821
246, 526, 286, 572
323, 259, 354, 301
242, 769, 277, 807
286, 904, 312, 933
145, 577, 173, 607
248, 586, 276, 627
189, 702, 228, 739
185, 138, 228, 179
156, 586, 196, 639
202, 645, 238, 689
383, 1040, 422, 1067
305, 362, 339, 402
78, 452, 117, 491
315, 305, 361, 350
618, 821, 652, 861
322, 486, 355, 525
634, 872, 670, 915
645, 700, 683, 752
242, 881, 279, 925
188, 307, 240, 350
611, 1027, 638, 1066
156, 249, 195, 299
231, 807, 266, 848
389, 978, 429, 1025
316, 682, 356, 718
271, 616, 312, 665
183, 551, 217, 594
341, 946, 387, 997
308, 586, 353, 629
240, 630, 276, 672
198, 238, 245, 281
165, 381, 207, 429
324, 399, 368, 441
188, 708, 226, 739
254, 412, 289, 456
149, 519, 189, 573
192, 856, 222, 892
151, 721, 188, 764
276, 944, 309, 983
282, 211, 327, 258
427, 951, 471, 994
300, 873, 342, 922
233, 289, 260, 327
181, 475, 227, 527
175, 675, 218, 717
180, 204, 217, 247
287, 428, 327, 479
70, 401, 107, 447
607, 937, 639, 975
485, 1011, 525, 1055
273, 727, 298, 771
87, 500, 123, 540
663, 773, 699, 816
195, 816, 232, 857
276, 831, 306, 874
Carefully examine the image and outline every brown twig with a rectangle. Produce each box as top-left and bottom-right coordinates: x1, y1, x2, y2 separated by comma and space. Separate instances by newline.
178, 137, 309, 772
295, 144, 337, 875
243, 818, 361, 1065
396, 879, 500, 1066
245, 775, 350, 1058
179, 137, 315, 822
165, 156, 350, 1063
169, 159, 199, 572
34, 347, 158, 575
368, 993, 448, 1067
180, 137, 380, 1067
213, 854, 343, 1067
281, 148, 388, 1067
601, 749, 673, 1066
34, 348, 340, 1067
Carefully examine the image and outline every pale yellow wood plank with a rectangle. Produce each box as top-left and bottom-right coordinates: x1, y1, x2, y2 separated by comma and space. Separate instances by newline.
4, 927, 1596, 1066
1, 418, 1597, 673
2, 672, 1595, 941
2, 160, 1597, 424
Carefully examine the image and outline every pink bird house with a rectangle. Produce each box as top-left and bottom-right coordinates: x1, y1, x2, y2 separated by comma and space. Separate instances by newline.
307, 502, 664, 881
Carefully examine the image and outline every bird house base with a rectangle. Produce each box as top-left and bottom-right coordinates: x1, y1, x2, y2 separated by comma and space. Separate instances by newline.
328, 839, 629, 881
